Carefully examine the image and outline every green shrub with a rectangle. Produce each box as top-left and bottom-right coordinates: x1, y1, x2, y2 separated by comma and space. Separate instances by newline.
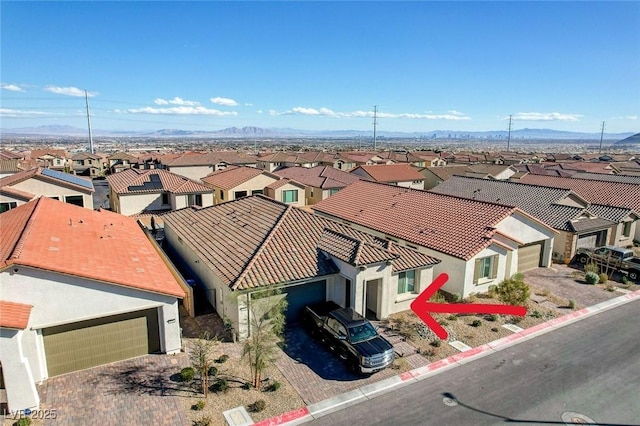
192, 400, 206, 411
249, 399, 267, 413
451, 293, 462, 303
568, 300, 576, 310
446, 314, 458, 321
531, 310, 543, 319
487, 285, 498, 298
584, 262, 599, 274
438, 319, 449, 326
193, 416, 211, 426
207, 366, 218, 377
470, 319, 482, 327
496, 273, 530, 306
241, 382, 253, 390
621, 275, 629, 285
430, 339, 441, 347
180, 367, 195, 382
485, 314, 499, 322
216, 354, 229, 364
210, 378, 228, 393
598, 273, 608, 284
429, 291, 446, 303
585, 271, 599, 285
267, 380, 281, 392
13, 418, 32, 426
491, 327, 499, 332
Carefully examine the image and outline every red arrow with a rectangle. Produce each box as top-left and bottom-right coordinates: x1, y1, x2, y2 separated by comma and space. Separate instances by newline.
410, 273, 527, 340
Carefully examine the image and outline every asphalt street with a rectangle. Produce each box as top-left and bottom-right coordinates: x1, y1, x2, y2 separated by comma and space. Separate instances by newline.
308, 299, 640, 426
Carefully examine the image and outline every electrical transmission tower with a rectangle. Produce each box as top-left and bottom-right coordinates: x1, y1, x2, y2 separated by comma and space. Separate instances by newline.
373, 105, 378, 151
599, 121, 605, 154
506, 114, 512, 152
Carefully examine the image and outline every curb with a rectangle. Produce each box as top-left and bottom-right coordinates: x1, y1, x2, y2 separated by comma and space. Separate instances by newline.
255, 289, 640, 425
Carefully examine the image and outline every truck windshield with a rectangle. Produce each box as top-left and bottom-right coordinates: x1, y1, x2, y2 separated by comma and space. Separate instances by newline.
349, 323, 378, 343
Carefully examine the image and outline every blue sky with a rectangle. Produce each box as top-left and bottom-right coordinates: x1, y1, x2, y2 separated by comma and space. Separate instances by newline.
1, 1, 639, 134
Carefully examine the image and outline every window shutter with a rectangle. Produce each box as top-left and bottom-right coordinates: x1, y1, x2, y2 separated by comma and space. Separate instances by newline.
491, 255, 499, 279
473, 259, 481, 283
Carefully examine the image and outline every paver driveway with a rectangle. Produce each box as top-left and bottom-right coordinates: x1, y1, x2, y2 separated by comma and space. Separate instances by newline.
38, 354, 192, 426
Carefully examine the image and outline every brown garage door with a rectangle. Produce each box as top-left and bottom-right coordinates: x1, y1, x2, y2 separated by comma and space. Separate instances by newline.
42, 309, 160, 377
518, 242, 543, 272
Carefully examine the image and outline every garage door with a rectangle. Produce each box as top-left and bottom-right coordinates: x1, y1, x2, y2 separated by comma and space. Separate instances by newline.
284, 280, 327, 323
577, 232, 599, 249
518, 242, 543, 272
42, 309, 160, 377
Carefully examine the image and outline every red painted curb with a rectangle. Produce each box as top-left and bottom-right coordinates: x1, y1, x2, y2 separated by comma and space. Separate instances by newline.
399, 371, 415, 381
517, 321, 552, 337
253, 407, 310, 426
426, 358, 454, 371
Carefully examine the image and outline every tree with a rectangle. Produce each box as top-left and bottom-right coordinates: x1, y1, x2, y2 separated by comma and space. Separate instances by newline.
241, 287, 287, 390
496, 273, 530, 306
189, 331, 218, 397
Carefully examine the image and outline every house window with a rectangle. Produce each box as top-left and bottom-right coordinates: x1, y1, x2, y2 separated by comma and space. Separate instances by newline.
220, 190, 224, 200
234, 190, 248, 199
161, 193, 169, 205
252, 189, 263, 195
0, 202, 17, 213
282, 190, 298, 203
329, 188, 340, 196
397, 270, 416, 294
188, 194, 203, 207
474, 255, 498, 284
64, 195, 84, 207
623, 222, 632, 238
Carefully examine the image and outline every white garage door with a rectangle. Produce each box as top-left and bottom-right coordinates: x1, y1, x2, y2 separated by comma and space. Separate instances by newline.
518, 242, 543, 272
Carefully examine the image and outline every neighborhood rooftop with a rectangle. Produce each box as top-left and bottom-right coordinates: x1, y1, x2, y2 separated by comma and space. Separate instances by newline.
0, 197, 185, 298
312, 180, 525, 260
106, 168, 212, 194
274, 165, 361, 189
0, 167, 95, 193
201, 165, 269, 190
0, 300, 32, 330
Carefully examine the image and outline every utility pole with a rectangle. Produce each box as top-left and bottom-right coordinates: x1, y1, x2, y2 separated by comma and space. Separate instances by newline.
599, 121, 605, 154
373, 105, 378, 151
85, 90, 94, 154
506, 114, 512, 152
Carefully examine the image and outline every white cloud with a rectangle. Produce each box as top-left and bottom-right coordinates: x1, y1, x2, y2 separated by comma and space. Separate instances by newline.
44, 86, 97, 97
0, 108, 51, 117
126, 106, 238, 116
626, 115, 638, 120
511, 112, 582, 122
257, 110, 263, 114
154, 97, 200, 106
270, 107, 471, 120
1, 83, 25, 92
210, 97, 239, 107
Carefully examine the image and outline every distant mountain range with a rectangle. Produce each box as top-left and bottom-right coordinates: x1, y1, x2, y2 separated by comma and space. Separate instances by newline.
1, 124, 636, 141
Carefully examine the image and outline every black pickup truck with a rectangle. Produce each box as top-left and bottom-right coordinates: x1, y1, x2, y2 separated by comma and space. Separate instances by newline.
304, 301, 394, 374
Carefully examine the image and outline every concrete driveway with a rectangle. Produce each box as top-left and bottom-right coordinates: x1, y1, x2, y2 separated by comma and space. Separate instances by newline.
523, 265, 622, 309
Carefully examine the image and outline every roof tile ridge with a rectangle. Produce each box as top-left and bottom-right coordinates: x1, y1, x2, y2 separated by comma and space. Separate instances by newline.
8, 197, 44, 261
231, 203, 292, 290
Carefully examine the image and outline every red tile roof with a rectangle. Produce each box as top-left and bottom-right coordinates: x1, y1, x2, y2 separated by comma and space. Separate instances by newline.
0, 300, 32, 329
202, 166, 272, 190
166, 151, 256, 167
518, 174, 640, 211
312, 180, 518, 260
106, 168, 213, 194
0, 197, 184, 298
351, 164, 424, 183
265, 178, 304, 190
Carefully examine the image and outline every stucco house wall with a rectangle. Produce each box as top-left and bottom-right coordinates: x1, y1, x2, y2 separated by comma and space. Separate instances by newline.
167, 165, 214, 181
11, 178, 92, 209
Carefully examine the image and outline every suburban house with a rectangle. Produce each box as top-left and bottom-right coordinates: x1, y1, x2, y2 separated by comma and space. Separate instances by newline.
412, 152, 448, 167
28, 149, 68, 171
0, 197, 185, 411
201, 165, 280, 204
264, 178, 306, 207
273, 165, 361, 205
256, 151, 328, 172
312, 180, 557, 298
421, 164, 517, 190
163, 152, 258, 181
321, 153, 359, 171
0, 167, 94, 212
161, 195, 439, 339
106, 168, 214, 216
515, 174, 640, 240
108, 151, 140, 174
430, 176, 638, 263
70, 152, 106, 177
570, 171, 640, 185
350, 164, 425, 189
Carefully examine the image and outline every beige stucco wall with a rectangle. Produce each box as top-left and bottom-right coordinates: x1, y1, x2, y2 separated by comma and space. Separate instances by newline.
116, 192, 168, 216
396, 180, 424, 189
168, 165, 215, 181
270, 183, 305, 207
611, 219, 637, 247
173, 192, 215, 210
11, 177, 93, 209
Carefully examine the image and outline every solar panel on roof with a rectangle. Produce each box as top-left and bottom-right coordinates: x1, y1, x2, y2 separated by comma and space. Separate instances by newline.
41, 168, 94, 190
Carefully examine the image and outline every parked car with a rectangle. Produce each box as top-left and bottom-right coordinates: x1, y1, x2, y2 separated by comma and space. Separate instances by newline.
576, 245, 640, 280
304, 301, 394, 374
